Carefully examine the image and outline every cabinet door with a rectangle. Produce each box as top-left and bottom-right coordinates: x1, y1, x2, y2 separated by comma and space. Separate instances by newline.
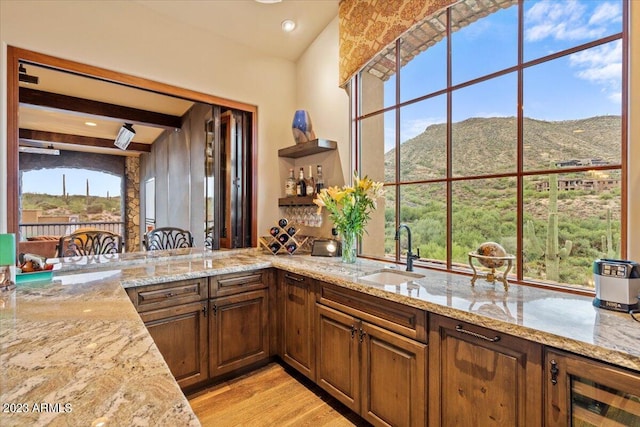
316, 303, 360, 413
361, 321, 427, 427
140, 301, 208, 389
209, 289, 269, 377
126, 277, 208, 312
546, 349, 640, 426
429, 315, 542, 427
281, 272, 315, 380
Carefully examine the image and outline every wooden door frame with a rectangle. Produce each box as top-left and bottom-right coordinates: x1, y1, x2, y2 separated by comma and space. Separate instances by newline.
6, 46, 258, 247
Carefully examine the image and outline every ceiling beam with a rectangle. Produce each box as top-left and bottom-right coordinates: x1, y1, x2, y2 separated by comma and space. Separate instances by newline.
19, 128, 151, 153
19, 87, 183, 130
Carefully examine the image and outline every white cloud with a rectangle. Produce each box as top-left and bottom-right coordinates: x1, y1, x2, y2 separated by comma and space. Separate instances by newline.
570, 40, 621, 84
400, 117, 444, 142
607, 90, 621, 104
589, 2, 622, 26
576, 62, 621, 84
524, 0, 618, 42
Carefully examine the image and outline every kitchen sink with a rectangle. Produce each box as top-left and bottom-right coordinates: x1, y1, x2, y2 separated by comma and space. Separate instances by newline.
359, 269, 425, 286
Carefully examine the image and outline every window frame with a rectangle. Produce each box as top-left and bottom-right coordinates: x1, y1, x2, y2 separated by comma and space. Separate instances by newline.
352, 0, 628, 293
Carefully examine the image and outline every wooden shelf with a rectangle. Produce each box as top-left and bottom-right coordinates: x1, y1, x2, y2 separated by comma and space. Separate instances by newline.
278, 139, 337, 159
278, 196, 316, 207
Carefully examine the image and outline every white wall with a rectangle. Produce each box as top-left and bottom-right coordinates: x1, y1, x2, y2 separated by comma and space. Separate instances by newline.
295, 16, 350, 181
0, 0, 299, 237
290, 17, 350, 237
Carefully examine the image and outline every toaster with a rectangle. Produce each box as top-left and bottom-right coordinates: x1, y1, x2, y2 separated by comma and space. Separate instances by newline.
311, 239, 341, 257
593, 259, 640, 312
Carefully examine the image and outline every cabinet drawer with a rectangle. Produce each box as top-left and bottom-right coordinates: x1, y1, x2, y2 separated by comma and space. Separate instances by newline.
210, 270, 268, 297
318, 281, 427, 343
126, 278, 208, 312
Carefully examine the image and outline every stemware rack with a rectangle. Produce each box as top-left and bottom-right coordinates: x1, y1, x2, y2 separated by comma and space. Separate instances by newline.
259, 219, 308, 255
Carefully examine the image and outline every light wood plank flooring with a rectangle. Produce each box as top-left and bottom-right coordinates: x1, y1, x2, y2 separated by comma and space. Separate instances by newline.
187, 363, 370, 427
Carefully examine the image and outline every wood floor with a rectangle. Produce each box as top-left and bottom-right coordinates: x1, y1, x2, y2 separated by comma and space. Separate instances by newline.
187, 363, 370, 427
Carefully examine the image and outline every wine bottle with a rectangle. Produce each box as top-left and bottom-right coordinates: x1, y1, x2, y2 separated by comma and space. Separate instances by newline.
279, 218, 288, 227
285, 168, 296, 197
285, 242, 297, 254
306, 165, 315, 196
296, 168, 306, 196
287, 226, 296, 236
316, 165, 324, 193
277, 233, 289, 244
269, 242, 281, 254
269, 226, 280, 237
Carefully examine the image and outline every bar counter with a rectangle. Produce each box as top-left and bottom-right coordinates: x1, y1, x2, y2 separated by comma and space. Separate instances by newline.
1, 248, 639, 426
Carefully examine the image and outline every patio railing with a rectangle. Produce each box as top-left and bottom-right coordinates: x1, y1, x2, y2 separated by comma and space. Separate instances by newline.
19, 221, 125, 241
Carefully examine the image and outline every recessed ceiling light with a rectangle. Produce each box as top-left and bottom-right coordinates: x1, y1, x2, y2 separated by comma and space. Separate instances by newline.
282, 19, 296, 32
255, 0, 281, 3
85, 121, 97, 127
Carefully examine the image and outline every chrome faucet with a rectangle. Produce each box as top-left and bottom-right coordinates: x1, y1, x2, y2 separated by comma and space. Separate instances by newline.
395, 224, 420, 272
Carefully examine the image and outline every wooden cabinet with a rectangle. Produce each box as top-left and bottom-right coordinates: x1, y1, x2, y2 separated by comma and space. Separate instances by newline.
139, 301, 208, 388
316, 304, 361, 412
316, 283, 427, 427
279, 271, 316, 380
126, 278, 209, 389
545, 349, 640, 426
127, 271, 273, 388
209, 271, 271, 377
429, 314, 542, 427
362, 321, 426, 427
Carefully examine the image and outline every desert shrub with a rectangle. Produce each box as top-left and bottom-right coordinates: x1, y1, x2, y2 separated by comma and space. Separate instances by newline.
86, 203, 104, 214
37, 202, 57, 210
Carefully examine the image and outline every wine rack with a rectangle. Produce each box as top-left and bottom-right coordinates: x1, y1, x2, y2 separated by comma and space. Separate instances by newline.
259, 218, 308, 255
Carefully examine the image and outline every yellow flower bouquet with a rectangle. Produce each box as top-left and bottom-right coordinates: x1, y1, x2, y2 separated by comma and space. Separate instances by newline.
313, 171, 384, 263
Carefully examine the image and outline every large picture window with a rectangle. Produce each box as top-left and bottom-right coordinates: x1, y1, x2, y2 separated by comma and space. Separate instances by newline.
355, 0, 626, 291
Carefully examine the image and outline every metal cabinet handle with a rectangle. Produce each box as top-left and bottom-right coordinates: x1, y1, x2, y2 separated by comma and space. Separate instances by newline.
550, 359, 559, 385
212, 304, 217, 316
359, 328, 367, 343
284, 274, 305, 282
455, 324, 501, 342
350, 325, 357, 339
165, 291, 176, 298
202, 305, 207, 318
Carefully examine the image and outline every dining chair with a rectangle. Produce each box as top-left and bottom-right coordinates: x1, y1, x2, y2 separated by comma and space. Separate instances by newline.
144, 227, 194, 250
57, 230, 123, 257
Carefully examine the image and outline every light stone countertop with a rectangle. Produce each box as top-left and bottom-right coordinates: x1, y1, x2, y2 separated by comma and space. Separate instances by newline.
1, 248, 639, 426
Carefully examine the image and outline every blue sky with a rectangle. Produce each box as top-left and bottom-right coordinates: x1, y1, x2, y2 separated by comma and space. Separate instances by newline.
386, 0, 623, 151
23, 168, 121, 197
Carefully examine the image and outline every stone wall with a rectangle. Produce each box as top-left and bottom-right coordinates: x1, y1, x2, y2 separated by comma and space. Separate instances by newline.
125, 156, 140, 252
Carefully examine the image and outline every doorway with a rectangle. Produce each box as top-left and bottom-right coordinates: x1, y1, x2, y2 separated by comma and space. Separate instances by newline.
6, 46, 258, 251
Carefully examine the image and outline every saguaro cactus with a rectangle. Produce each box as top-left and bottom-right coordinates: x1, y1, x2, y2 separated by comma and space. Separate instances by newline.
545, 168, 572, 281
524, 220, 543, 261
601, 208, 617, 259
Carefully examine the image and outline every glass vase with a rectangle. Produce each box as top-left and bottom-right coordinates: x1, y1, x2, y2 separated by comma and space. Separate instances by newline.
340, 230, 357, 264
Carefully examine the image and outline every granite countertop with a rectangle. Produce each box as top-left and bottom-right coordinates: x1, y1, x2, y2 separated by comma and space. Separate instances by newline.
2, 248, 639, 426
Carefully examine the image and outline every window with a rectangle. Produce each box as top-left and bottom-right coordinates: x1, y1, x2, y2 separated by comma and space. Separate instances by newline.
355, 0, 626, 291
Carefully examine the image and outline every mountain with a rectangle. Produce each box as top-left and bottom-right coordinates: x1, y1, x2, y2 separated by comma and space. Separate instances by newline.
385, 116, 621, 182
